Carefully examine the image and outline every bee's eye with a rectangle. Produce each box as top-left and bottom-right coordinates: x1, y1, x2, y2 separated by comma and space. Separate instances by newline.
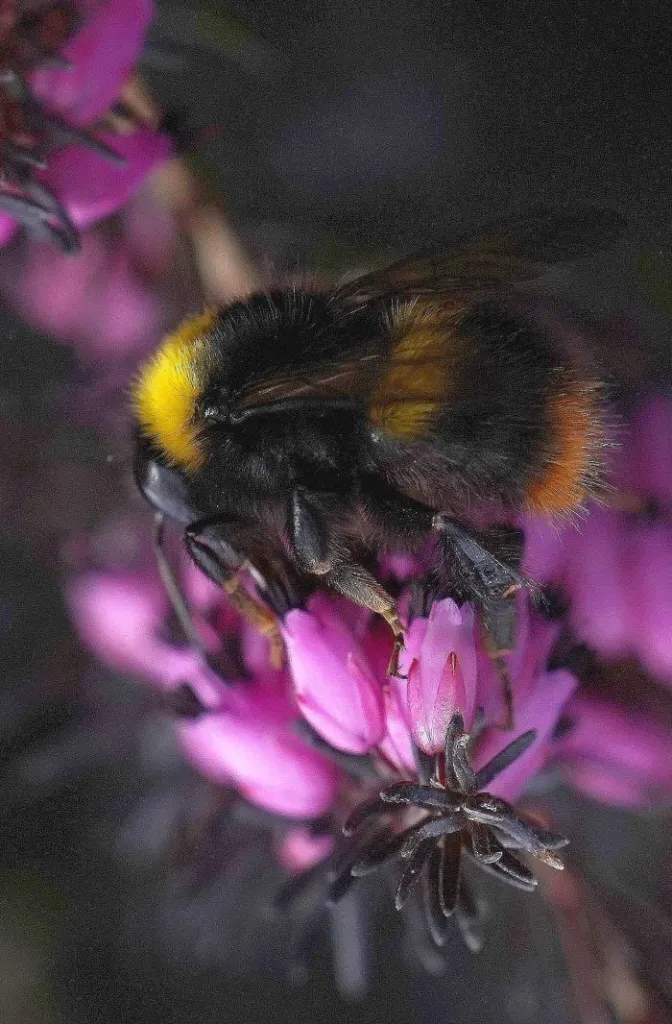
201, 400, 229, 423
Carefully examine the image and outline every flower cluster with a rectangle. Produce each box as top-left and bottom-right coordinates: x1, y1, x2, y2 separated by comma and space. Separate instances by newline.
0, 0, 171, 250
66, 544, 665, 965
62, 391, 672, 971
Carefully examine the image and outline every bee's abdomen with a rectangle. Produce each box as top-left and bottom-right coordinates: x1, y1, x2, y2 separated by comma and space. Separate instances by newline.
437, 301, 604, 514
522, 375, 604, 514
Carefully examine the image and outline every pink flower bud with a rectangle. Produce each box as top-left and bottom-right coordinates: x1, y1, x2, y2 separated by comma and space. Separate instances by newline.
404, 599, 477, 754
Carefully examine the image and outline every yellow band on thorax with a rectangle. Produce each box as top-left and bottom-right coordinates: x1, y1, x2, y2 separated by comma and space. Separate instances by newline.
132, 309, 217, 472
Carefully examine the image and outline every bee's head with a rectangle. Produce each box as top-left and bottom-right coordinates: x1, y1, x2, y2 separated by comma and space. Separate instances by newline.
133, 291, 365, 475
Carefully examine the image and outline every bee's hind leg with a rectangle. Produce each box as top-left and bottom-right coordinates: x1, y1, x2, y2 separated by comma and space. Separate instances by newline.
432, 517, 528, 729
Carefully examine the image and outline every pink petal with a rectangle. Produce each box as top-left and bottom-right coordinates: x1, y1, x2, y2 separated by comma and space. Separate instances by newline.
0, 227, 163, 361
631, 396, 672, 509
553, 695, 672, 806
406, 599, 477, 754
565, 508, 630, 657
179, 701, 339, 819
67, 572, 224, 706
0, 215, 18, 248
474, 667, 577, 803
522, 515, 569, 583
627, 523, 672, 681
30, 0, 155, 127
39, 128, 172, 231
283, 605, 385, 754
276, 828, 334, 874
378, 676, 415, 774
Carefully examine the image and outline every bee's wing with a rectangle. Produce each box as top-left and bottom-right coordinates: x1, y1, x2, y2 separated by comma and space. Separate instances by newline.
337, 206, 625, 301
234, 207, 623, 416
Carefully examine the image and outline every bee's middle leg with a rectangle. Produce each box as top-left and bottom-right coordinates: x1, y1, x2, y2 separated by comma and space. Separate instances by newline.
323, 560, 406, 674
289, 486, 406, 673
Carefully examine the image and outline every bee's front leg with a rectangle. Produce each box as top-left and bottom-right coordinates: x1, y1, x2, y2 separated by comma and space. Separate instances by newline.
326, 561, 406, 676
184, 515, 287, 669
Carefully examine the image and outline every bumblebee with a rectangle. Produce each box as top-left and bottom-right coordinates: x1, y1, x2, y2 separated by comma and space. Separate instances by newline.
132, 208, 621, 709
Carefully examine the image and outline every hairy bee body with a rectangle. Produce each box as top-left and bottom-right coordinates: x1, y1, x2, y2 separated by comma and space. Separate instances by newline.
132, 208, 620, 678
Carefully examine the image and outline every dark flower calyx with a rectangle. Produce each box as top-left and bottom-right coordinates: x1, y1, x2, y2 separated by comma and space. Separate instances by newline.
330, 711, 569, 953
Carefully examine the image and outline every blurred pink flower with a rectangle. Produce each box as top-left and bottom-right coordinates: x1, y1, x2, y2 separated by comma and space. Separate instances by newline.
552, 694, 672, 806
30, 0, 155, 127
523, 394, 672, 684
276, 828, 335, 874
0, 182, 184, 365
68, 570, 225, 708
178, 679, 340, 819
0, 0, 171, 249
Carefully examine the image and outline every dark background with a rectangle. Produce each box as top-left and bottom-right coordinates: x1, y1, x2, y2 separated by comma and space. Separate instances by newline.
1, 1, 671, 1022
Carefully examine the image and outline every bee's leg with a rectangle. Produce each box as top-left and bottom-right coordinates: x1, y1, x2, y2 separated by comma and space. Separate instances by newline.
288, 488, 333, 575
432, 517, 525, 604
323, 561, 406, 675
289, 487, 406, 673
433, 517, 527, 729
152, 512, 211, 654
184, 516, 286, 669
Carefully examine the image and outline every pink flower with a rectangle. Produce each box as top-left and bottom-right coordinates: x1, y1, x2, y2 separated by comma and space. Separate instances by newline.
401, 598, 478, 754
282, 595, 385, 754
0, 183, 183, 365
178, 678, 339, 819
0, 0, 171, 249
552, 694, 672, 806
67, 571, 225, 709
30, 0, 155, 128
